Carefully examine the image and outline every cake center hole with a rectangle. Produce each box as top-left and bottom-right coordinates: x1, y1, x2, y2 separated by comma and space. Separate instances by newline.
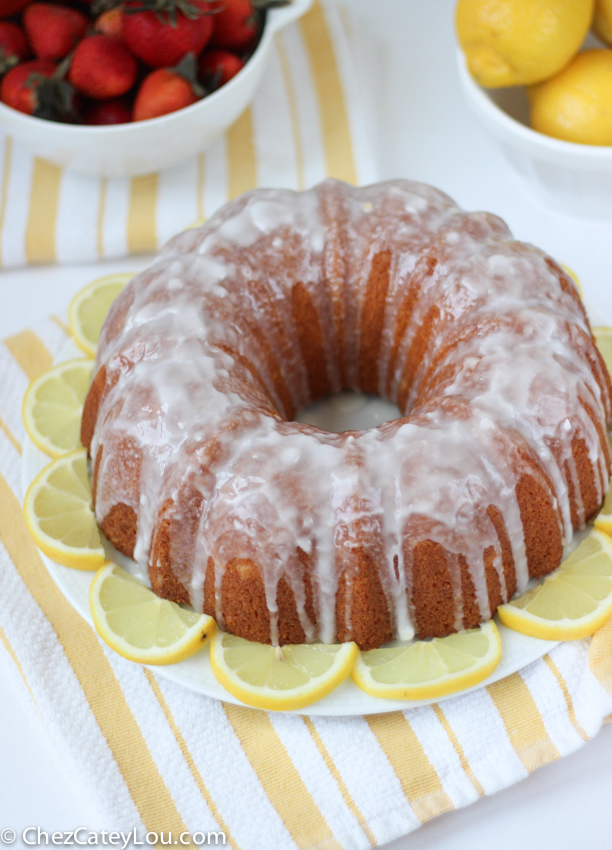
295, 391, 402, 433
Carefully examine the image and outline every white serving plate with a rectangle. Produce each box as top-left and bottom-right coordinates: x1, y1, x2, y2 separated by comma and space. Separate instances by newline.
21, 335, 562, 715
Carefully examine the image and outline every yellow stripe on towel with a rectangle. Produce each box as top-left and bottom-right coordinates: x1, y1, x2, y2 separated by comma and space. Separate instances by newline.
432, 704, 485, 797
589, 617, 612, 696
224, 704, 343, 850
226, 108, 257, 201
543, 656, 589, 743
128, 175, 158, 254
0, 415, 21, 455
276, 35, 305, 191
145, 670, 239, 850
367, 713, 454, 823
4, 329, 52, 379
303, 717, 377, 846
0, 472, 189, 834
300, 2, 356, 185
0, 623, 36, 705
487, 674, 560, 772
26, 159, 62, 264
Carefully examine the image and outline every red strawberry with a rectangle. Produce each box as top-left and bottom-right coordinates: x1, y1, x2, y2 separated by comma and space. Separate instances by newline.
69, 34, 137, 99
94, 7, 123, 37
0, 22, 29, 75
122, 0, 213, 68
133, 63, 200, 120
199, 48, 243, 88
0, 58, 55, 113
84, 96, 131, 123
209, 0, 257, 51
24, 4, 88, 62
0, 0, 31, 20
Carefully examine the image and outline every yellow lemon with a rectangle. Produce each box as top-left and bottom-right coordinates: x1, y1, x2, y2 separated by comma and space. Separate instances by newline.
456, 0, 594, 87
90, 563, 215, 666
594, 0, 612, 45
498, 529, 612, 639
529, 49, 612, 144
351, 620, 501, 701
210, 631, 359, 711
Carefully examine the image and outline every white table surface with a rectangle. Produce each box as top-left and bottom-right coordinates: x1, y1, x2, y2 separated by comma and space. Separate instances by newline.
1, 0, 612, 846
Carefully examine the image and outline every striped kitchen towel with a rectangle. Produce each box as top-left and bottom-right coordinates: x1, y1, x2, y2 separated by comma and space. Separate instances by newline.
1, 316, 612, 847
0, 0, 378, 268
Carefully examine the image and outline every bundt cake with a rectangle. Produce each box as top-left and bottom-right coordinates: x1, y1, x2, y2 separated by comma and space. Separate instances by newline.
81, 178, 612, 651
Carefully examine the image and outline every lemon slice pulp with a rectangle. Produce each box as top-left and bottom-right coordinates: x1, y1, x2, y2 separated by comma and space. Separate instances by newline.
22, 359, 94, 458
351, 620, 501, 701
68, 272, 133, 357
498, 529, 612, 640
23, 448, 104, 570
210, 631, 359, 711
90, 563, 215, 665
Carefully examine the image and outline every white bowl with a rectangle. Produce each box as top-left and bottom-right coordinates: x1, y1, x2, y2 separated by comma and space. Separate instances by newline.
457, 48, 612, 218
0, 0, 312, 177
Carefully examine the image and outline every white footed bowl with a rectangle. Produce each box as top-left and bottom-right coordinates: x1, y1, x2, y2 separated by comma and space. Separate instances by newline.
457, 49, 612, 219
0, 0, 311, 177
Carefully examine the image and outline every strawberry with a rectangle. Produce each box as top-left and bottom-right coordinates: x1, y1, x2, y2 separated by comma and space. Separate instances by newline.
122, 0, 213, 68
209, 0, 256, 51
0, 58, 77, 120
133, 54, 202, 119
84, 96, 131, 123
69, 34, 137, 98
0, 22, 29, 75
24, 4, 88, 62
94, 7, 123, 37
0, 0, 31, 20
199, 48, 243, 88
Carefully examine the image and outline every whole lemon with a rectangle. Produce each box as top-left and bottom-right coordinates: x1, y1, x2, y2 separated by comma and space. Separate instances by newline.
529, 49, 612, 144
456, 0, 594, 87
594, 0, 612, 44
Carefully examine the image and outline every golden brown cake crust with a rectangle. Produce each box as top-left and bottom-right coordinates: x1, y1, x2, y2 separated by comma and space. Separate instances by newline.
81, 179, 612, 649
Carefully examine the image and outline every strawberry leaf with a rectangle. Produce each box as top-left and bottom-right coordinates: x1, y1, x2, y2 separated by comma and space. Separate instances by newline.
173, 52, 207, 97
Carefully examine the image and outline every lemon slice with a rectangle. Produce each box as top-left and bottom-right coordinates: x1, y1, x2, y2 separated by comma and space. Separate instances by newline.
23, 448, 104, 570
90, 563, 215, 665
68, 272, 133, 357
593, 326, 612, 377
351, 620, 501, 701
498, 529, 612, 640
22, 359, 94, 458
210, 631, 359, 711
594, 486, 612, 536
561, 264, 583, 298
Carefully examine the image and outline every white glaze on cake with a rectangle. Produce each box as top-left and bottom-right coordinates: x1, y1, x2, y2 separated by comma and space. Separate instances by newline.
89, 179, 611, 645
